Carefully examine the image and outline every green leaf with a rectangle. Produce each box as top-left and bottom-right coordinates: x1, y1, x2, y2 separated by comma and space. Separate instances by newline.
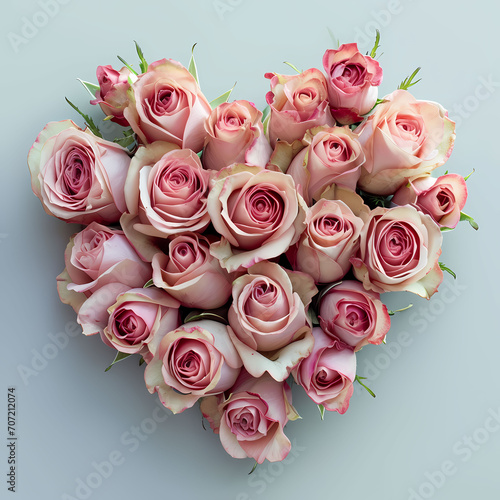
197, 150, 203, 158
188, 43, 199, 84
184, 310, 228, 325
261, 105, 271, 123
464, 169, 475, 181
398, 67, 422, 91
117, 55, 138, 76
105, 351, 132, 372
439, 262, 456, 279
327, 28, 340, 49
283, 61, 301, 74
388, 303, 413, 316
143, 279, 155, 288
248, 461, 258, 475
460, 212, 479, 230
113, 127, 136, 148
369, 30, 381, 59
134, 40, 148, 74
209, 82, 236, 109
440, 226, 454, 232
78, 79, 100, 98
139, 357, 145, 366
318, 404, 325, 420
355, 375, 376, 398
65, 98, 103, 138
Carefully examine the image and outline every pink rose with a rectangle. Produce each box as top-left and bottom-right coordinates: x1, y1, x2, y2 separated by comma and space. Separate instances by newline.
124, 59, 211, 151
124, 143, 212, 237
208, 165, 307, 272
356, 90, 456, 195
287, 197, 367, 283
293, 327, 356, 413
350, 206, 443, 298
144, 320, 242, 414
322, 43, 383, 124
265, 68, 335, 146
287, 126, 365, 205
56, 222, 152, 312
202, 100, 272, 170
228, 261, 317, 381
151, 233, 233, 309
77, 285, 180, 356
90, 65, 131, 126
28, 120, 130, 224
200, 371, 299, 463
392, 174, 468, 229
318, 281, 391, 351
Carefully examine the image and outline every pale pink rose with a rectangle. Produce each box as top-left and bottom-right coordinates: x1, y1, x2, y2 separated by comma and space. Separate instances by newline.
356, 90, 456, 195
350, 206, 443, 298
200, 371, 300, 463
392, 174, 468, 229
77, 285, 180, 356
151, 233, 233, 309
287, 126, 365, 205
56, 222, 152, 312
265, 68, 335, 146
293, 327, 356, 413
318, 281, 391, 351
286, 198, 366, 283
144, 320, 242, 414
90, 65, 131, 126
124, 143, 212, 237
228, 261, 317, 381
28, 120, 130, 224
202, 100, 272, 170
208, 165, 307, 272
124, 59, 211, 151
322, 43, 383, 124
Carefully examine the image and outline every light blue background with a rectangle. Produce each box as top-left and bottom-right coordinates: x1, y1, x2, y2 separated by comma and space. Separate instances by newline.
1, 1, 498, 499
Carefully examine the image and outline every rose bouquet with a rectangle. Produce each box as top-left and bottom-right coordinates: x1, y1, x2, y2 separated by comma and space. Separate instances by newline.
27, 36, 477, 465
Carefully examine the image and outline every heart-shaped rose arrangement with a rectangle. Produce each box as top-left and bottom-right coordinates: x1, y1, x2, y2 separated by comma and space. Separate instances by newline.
27, 39, 476, 465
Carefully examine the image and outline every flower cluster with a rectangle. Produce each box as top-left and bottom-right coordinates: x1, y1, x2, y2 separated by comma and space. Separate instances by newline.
28, 40, 475, 465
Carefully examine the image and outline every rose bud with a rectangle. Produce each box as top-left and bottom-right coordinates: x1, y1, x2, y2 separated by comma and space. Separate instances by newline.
322, 43, 383, 124
293, 327, 356, 413
318, 281, 391, 351
350, 205, 443, 298
124, 59, 211, 152
152, 233, 233, 309
144, 320, 242, 414
356, 90, 456, 195
202, 100, 272, 170
28, 120, 130, 224
228, 261, 317, 382
265, 68, 335, 146
90, 65, 131, 126
287, 126, 365, 205
392, 174, 468, 229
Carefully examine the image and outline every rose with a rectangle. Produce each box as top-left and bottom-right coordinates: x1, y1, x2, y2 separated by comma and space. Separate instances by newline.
208, 165, 307, 272
286, 126, 365, 205
392, 174, 468, 229
124, 143, 212, 237
286, 197, 367, 283
228, 261, 317, 381
123, 59, 211, 152
322, 43, 383, 124
318, 281, 391, 351
144, 320, 242, 414
265, 68, 335, 146
77, 285, 180, 356
200, 371, 299, 463
350, 205, 443, 298
56, 222, 152, 312
292, 327, 356, 413
90, 65, 131, 126
28, 120, 130, 224
151, 233, 233, 309
202, 100, 272, 170
356, 90, 456, 195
